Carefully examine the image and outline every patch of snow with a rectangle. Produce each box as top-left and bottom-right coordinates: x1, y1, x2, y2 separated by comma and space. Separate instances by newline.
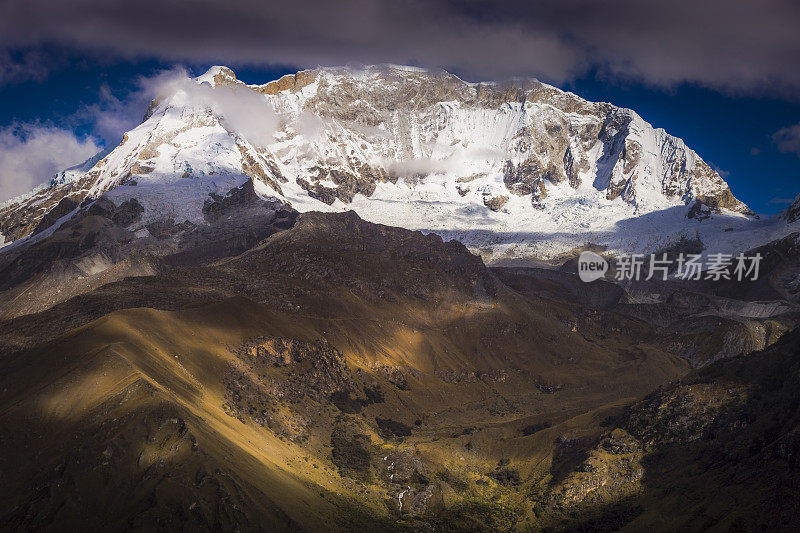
398, 486, 411, 513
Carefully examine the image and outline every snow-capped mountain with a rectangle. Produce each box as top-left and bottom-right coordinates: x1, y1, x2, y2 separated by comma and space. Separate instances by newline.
0, 65, 794, 261
48, 146, 113, 188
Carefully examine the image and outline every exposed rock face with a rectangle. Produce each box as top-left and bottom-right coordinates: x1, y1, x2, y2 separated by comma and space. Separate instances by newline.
202, 179, 261, 222
32, 197, 79, 235
229, 336, 354, 403
111, 198, 144, 227
483, 195, 509, 211
0, 180, 86, 242
784, 194, 800, 223
550, 429, 644, 508
542, 326, 800, 531
257, 70, 318, 96
0, 179, 297, 319
233, 209, 497, 303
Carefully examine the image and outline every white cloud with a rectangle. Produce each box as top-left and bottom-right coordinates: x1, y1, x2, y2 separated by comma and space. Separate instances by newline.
0, 124, 100, 203
773, 123, 800, 158
385, 157, 453, 178
149, 69, 280, 147
74, 67, 280, 149
709, 162, 731, 179
71, 67, 189, 145
206, 85, 280, 148
768, 197, 794, 205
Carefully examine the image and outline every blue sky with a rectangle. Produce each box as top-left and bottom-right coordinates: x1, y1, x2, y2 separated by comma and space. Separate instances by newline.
1, 1, 799, 213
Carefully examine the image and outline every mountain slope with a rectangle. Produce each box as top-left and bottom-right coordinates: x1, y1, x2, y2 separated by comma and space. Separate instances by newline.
0, 210, 694, 531
2, 206, 797, 530
578, 322, 800, 531
2, 64, 788, 263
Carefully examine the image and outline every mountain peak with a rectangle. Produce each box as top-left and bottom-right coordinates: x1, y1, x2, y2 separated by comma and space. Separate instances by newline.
195, 65, 238, 87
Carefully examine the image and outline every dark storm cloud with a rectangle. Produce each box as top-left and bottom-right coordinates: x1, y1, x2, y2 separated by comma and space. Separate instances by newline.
0, 48, 60, 85
0, 0, 798, 94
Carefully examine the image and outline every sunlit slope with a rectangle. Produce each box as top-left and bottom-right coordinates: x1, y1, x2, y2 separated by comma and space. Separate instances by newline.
0, 299, 351, 530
